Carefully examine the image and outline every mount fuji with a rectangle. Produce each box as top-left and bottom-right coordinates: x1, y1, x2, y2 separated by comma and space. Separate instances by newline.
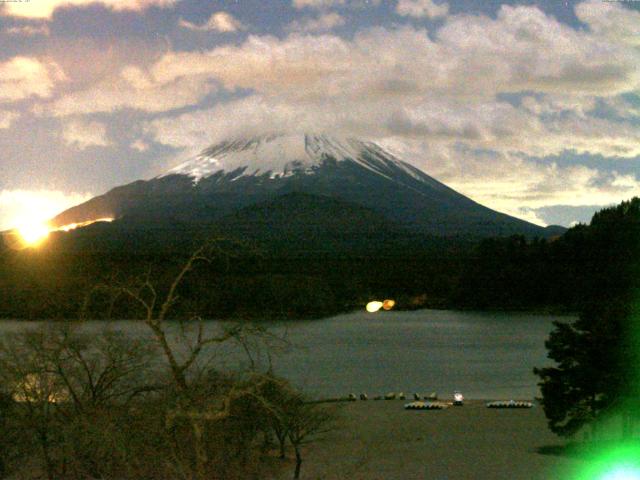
52, 133, 561, 252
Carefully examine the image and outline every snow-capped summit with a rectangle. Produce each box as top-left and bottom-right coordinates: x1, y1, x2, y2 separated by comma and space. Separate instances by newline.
167, 134, 356, 180
165, 133, 430, 186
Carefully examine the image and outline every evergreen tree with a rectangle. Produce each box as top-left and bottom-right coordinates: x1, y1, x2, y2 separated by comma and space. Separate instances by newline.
535, 198, 640, 438
534, 301, 630, 437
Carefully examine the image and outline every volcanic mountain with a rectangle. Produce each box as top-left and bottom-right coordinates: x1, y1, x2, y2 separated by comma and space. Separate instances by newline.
52, 133, 561, 252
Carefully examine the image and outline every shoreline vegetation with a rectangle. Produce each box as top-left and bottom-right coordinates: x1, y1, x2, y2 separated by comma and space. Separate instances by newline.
0, 304, 579, 322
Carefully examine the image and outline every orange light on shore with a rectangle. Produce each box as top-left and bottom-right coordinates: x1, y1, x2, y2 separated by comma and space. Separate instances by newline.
366, 301, 384, 313
366, 299, 396, 313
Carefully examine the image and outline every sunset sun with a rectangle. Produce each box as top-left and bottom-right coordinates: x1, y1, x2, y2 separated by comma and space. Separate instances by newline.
15, 218, 50, 247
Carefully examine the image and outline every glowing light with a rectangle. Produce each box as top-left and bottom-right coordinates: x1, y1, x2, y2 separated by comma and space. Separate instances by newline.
4, 217, 114, 250
568, 442, 640, 480
15, 219, 50, 246
366, 301, 383, 313
382, 299, 396, 311
57, 217, 114, 232
601, 466, 640, 480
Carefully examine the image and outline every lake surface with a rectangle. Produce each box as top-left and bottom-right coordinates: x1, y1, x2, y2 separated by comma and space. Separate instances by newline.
269, 310, 565, 399
0, 310, 569, 400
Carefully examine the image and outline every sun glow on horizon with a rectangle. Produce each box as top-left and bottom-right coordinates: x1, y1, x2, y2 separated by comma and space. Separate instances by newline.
0, 189, 95, 248
4, 216, 114, 249
15, 219, 51, 247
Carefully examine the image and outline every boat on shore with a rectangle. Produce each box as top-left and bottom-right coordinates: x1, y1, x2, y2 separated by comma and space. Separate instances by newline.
404, 401, 449, 410
486, 400, 533, 409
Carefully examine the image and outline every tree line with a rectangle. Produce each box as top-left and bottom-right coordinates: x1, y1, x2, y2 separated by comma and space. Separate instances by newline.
1, 199, 638, 322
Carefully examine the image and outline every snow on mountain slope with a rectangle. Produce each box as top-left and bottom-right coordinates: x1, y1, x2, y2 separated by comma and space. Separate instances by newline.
52, 131, 557, 239
166, 133, 427, 185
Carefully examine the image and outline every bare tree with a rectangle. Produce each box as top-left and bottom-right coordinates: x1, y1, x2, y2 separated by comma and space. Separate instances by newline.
109, 246, 240, 392
83, 243, 292, 480
0, 323, 159, 479
286, 399, 335, 479
248, 375, 337, 480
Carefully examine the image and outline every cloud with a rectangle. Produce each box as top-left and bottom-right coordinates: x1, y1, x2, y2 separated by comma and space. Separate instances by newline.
46, 2, 639, 120
600, 95, 640, 120
61, 118, 110, 149
292, 0, 345, 9
0, 56, 64, 103
5, 23, 50, 35
179, 12, 245, 33
146, 5, 638, 102
396, 0, 449, 19
575, 0, 640, 46
457, 165, 640, 225
139, 1, 639, 160
434, 4, 638, 96
0, 0, 175, 19
404, 143, 640, 225
0, 189, 92, 231
507, 208, 547, 227
292, 0, 379, 9
0, 111, 19, 129
287, 12, 345, 33
130, 139, 150, 152
46, 64, 217, 115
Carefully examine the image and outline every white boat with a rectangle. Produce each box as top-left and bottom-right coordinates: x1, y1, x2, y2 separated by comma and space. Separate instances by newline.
486, 400, 533, 409
404, 401, 447, 410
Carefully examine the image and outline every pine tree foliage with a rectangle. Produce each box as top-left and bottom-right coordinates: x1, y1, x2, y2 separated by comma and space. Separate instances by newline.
535, 198, 640, 438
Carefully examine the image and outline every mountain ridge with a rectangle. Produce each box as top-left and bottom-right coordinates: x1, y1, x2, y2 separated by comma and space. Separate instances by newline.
52, 132, 563, 240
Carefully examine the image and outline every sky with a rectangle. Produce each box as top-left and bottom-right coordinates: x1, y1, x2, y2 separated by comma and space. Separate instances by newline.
0, 0, 639, 229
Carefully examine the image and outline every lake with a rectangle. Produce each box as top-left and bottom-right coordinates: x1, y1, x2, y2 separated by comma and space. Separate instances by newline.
0, 309, 568, 400
268, 309, 565, 399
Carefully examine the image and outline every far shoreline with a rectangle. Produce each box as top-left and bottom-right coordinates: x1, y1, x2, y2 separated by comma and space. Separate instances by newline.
0, 305, 579, 323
